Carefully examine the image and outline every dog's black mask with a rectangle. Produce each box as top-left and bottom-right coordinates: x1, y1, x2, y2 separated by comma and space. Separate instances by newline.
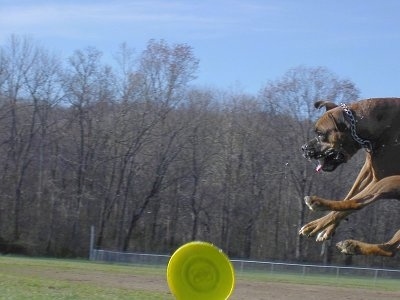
302, 137, 346, 172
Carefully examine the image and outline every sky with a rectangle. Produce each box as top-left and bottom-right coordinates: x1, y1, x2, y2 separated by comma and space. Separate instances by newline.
1, 0, 400, 98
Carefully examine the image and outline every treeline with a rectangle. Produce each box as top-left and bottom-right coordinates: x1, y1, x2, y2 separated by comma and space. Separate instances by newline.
0, 35, 399, 267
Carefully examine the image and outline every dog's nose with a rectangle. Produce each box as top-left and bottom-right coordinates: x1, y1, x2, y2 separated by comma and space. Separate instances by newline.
302, 143, 314, 159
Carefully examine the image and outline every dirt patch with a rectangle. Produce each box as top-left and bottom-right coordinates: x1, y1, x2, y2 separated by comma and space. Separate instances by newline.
231, 280, 400, 300
28, 267, 400, 300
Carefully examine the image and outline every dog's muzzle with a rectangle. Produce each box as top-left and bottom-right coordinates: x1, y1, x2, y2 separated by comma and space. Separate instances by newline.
302, 138, 346, 172
301, 137, 320, 160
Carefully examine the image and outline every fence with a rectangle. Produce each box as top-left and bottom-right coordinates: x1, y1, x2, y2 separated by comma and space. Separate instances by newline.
89, 248, 400, 285
90, 249, 170, 266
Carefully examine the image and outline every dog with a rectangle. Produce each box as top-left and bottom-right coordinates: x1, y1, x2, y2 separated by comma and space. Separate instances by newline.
299, 98, 400, 256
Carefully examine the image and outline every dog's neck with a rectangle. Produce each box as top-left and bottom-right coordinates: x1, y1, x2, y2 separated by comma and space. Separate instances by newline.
340, 103, 373, 152
348, 99, 400, 153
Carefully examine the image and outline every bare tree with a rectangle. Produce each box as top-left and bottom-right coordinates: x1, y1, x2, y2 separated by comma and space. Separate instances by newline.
61, 47, 116, 251
0, 35, 54, 240
95, 40, 199, 251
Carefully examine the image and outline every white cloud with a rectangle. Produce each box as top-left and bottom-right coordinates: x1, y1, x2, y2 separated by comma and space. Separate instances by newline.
0, 0, 283, 43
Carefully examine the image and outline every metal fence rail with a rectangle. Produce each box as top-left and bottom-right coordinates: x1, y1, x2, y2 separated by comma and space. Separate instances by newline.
231, 259, 400, 282
90, 248, 400, 283
91, 249, 170, 266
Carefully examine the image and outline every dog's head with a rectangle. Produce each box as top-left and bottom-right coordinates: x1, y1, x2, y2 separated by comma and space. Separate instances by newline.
302, 101, 360, 172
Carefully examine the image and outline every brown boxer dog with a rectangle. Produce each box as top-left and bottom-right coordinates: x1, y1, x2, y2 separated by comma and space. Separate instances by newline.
300, 98, 400, 256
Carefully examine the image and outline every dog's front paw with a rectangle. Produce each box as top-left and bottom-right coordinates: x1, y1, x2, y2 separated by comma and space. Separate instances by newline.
316, 230, 330, 242
299, 212, 341, 241
299, 217, 325, 237
304, 196, 327, 211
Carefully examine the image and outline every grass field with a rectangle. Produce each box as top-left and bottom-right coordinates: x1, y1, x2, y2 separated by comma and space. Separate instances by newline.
0, 256, 399, 299
0, 256, 170, 299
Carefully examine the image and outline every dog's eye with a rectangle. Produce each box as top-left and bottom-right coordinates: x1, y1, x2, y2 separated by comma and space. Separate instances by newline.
316, 131, 325, 142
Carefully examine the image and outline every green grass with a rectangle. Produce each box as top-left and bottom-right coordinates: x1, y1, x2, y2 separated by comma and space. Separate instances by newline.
0, 256, 398, 299
0, 256, 173, 299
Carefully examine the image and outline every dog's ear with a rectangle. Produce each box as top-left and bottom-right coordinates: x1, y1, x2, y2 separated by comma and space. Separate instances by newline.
314, 100, 338, 111
328, 112, 347, 132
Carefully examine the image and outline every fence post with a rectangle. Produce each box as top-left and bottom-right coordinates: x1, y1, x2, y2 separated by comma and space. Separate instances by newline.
336, 266, 340, 282
373, 269, 378, 287
89, 225, 95, 260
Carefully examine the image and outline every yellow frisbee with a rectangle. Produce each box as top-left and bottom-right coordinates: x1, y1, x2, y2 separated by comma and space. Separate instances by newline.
167, 241, 235, 300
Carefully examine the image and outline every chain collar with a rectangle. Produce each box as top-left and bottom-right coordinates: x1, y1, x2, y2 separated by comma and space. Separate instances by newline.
340, 103, 373, 152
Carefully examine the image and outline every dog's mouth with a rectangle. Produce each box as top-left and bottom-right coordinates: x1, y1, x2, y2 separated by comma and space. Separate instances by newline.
303, 145, 346, 173
314, 149, 346, 172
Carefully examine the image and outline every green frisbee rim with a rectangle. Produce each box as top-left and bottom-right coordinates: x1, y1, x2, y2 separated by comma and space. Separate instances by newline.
167, 241, 235, 300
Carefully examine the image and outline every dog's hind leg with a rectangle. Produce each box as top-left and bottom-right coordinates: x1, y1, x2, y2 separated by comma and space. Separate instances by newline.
336, 229, 400, 257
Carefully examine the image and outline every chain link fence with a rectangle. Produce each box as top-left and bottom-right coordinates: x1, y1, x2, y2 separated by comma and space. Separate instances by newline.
89, 248, 400, 285
88, 228, 400, 286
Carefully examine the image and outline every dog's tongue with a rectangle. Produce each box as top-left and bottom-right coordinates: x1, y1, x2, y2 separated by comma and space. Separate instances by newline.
315, 163, 323, 173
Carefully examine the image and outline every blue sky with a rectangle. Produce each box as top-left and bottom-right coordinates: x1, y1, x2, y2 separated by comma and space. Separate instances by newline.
1, 0, 400, 97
